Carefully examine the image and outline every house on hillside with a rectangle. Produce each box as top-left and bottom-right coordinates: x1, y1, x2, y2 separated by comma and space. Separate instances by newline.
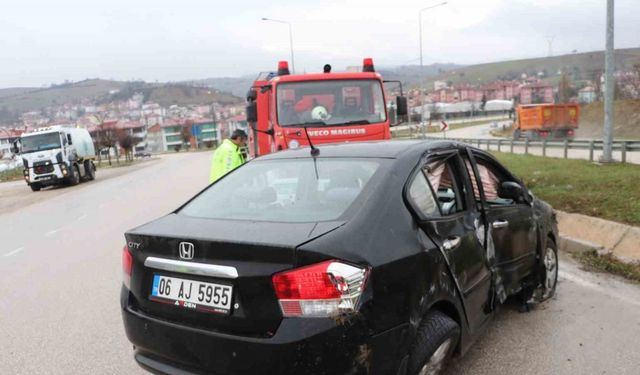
578, 86, 597, 104
520, 82, 554, 104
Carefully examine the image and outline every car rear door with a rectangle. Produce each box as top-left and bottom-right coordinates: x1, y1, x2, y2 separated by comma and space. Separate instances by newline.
463, 149, 537, 297
406, 149, 492, 333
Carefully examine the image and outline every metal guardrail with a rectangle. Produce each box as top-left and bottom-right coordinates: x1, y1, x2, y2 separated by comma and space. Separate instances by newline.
421, 136, 640, 163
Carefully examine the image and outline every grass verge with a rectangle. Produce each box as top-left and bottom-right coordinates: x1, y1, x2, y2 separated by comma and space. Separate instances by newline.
573, 250, 640, 283
492, 152, 640, 226
0, 168, 24, 183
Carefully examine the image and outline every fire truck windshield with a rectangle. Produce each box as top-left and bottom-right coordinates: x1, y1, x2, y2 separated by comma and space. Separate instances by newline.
276, 79, 387, 127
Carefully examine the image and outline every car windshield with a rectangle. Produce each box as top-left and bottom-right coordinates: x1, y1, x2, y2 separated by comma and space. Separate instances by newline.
179, 158, 382, 223
20, 133, 62, 154
276, 79, 387, 127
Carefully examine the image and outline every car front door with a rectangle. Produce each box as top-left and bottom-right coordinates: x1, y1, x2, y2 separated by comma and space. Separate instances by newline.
406, 150, 492, 332
463, 149, 537, 298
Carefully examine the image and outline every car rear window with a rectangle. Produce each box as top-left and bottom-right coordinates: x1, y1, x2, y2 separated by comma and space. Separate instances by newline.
179, 158, 381, 223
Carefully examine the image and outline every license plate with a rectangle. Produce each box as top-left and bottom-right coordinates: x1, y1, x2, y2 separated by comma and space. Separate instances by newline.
150, 275, 233, 314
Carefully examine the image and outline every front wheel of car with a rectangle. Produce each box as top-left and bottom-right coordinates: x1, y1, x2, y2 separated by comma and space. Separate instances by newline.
534, 238, 558, 302
408, 310, 460, 375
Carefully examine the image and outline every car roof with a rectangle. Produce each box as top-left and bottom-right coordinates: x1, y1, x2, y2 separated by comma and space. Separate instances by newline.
256, 139, 462, 160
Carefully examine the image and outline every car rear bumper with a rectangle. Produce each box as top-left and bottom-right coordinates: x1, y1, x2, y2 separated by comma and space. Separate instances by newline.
121, 290, 373, 375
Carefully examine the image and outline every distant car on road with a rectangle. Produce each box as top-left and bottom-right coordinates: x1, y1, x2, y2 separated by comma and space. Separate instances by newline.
120, 140, 558, 375
134, 151, 152, 158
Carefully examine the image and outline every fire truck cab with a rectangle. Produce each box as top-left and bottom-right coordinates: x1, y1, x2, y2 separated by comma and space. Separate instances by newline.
245, 58, 407, 157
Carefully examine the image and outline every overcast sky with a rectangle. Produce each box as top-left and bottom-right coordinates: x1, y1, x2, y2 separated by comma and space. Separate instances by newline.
0, 0, 638, 88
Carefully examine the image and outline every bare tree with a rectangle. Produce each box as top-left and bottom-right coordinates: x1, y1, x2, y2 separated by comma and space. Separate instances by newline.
117, 129, 137, 162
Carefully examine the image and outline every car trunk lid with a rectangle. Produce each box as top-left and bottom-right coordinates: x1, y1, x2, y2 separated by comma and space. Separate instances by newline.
124, 214, 343, 336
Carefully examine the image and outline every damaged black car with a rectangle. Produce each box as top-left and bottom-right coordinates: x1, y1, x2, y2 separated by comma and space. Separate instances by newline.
120, 140, 558, 375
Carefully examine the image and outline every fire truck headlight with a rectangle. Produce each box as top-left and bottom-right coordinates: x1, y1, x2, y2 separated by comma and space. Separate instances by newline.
289, 140, 300, 149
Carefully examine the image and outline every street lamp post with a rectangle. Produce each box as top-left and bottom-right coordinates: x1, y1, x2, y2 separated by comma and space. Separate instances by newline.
419, 2, 448, 138
262, 17, 295, 74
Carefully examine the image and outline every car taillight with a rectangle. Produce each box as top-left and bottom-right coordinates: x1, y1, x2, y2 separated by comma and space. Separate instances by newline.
272, 260, 368, 317
122, 245, 132, 289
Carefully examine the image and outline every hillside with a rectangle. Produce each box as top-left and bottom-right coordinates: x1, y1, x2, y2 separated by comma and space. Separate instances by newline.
426, 48, 640, 87
578, 99, 640, 139
196, 63, 463, 97
0, 79, 242, 124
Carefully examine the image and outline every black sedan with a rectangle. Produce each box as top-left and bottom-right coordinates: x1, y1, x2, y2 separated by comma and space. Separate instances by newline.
121, 140, 558, 375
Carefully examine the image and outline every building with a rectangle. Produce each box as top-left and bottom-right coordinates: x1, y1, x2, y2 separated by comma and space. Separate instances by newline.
520, 83, 554, 104
0, 128, 23, 157
578, 86, 597, 104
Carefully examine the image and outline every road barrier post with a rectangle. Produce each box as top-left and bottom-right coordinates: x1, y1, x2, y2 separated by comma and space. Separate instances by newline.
542, 139, 547, 157
477, 139, 481, 148
525, 139, 529, 155
510, 139, 514, 153
564, 139, 569, 159
487, 140, 490, 151
497, 139, 502, 152
589, 140, 595, 161
622, 142, 627, 163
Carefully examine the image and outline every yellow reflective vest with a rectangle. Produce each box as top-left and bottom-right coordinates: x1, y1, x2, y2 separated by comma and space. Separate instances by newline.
209, 139, 245, 183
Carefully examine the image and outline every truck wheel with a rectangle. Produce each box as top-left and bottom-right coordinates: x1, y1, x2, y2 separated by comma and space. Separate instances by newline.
513, 129, 521, 139
84, 161, 95, 181
30, 184, 41, 192
533, 238, 558, 302
407, 311, 460, 375
68, 165, 81, 185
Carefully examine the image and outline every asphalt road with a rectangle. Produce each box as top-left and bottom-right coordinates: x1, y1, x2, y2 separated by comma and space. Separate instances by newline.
1, 151, 640, 375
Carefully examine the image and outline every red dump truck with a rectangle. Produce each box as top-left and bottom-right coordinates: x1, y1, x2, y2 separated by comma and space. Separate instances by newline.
245, 58, 407, 157
513, 103, 579, 140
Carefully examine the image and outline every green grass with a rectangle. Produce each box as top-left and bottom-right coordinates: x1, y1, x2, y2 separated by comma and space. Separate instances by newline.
0, 168, 24, 182
492, 152, 640, 226
573, 250, 640, 283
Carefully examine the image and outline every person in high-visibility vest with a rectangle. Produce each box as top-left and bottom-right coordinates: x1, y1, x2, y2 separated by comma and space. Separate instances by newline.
209, 129, 247, 183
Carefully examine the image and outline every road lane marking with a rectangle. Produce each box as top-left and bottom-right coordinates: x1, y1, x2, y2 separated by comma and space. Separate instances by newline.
3, 247, 24, 257
559, 270, 640, 307
45, 228, 61, 237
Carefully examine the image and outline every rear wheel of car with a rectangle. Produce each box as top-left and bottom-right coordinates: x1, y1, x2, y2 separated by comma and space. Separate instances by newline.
30, 184, 41, 192
534, 238, 558, 302
84, 161, 95, 181
408, 310, 460, 375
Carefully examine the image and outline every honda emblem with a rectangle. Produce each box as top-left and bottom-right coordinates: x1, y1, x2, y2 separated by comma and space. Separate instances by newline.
179, 242, 195, 260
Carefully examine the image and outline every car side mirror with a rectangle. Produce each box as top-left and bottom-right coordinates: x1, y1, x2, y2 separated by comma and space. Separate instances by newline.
396, 96, 408, 117
498, 181, 524, 202
66, 134, 73, 145
246, 102, 257, 122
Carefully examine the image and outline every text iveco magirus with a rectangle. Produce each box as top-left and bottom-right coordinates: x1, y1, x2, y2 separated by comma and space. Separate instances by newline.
121, 140, 558, 375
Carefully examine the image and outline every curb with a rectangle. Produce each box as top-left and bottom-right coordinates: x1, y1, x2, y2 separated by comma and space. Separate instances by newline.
557, 211, 640, 264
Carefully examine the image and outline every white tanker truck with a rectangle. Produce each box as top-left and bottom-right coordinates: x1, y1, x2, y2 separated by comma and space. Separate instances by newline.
11, 126, 97, 191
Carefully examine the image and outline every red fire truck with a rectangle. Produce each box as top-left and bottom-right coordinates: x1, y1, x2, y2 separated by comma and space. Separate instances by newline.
245, 58, 407, 157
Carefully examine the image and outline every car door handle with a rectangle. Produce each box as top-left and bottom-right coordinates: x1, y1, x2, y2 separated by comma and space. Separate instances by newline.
443, 236, 461, 251
492, 220, 509, 229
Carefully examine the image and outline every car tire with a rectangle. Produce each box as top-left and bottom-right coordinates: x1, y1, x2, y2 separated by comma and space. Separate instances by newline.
68, 165, 81, 185
534, 237, 558, 302
30, 184, 41, 192
84, 161, 95, 181
407, 310, 460, 375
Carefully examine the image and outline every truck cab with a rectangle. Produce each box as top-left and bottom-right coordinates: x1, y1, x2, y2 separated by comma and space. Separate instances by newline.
11, 126, 97, 191
245, 58, 407, 158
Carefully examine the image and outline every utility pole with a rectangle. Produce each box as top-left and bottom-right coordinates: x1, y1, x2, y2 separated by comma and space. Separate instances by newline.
419, 2, 448, 139
601, 0, 615, 162
545, 35, 555, 57
262, 18, 295, 74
